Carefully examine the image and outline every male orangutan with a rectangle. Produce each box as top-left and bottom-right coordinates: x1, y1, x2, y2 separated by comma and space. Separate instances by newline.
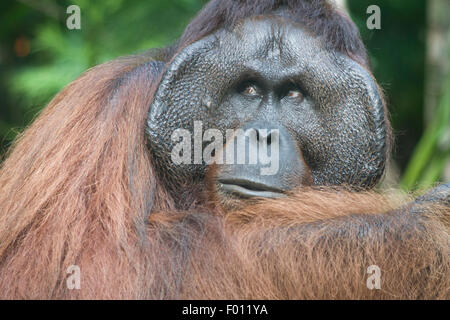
0, 0, 448, 299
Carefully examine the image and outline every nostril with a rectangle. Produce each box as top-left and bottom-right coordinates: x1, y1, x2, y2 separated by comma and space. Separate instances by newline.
266, 131, 272, 145
255, 129, 272, 145
255, 129, 260, 141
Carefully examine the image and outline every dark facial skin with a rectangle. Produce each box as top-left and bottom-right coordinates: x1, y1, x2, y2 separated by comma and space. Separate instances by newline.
146, 16, 388, 206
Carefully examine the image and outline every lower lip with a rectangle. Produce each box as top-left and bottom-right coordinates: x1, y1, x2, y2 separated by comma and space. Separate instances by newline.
219, 183, 286, 199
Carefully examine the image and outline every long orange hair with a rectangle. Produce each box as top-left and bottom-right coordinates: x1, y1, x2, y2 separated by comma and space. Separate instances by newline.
0, 55, 172, 298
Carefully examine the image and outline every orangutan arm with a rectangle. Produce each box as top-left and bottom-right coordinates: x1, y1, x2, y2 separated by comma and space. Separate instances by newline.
179, 185, 449, 299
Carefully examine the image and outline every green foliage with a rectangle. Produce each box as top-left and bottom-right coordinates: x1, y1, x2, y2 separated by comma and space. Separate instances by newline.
0, 0, 205, 154
401, 73, 450, 190
7, 0, 205, 106
10, 24, 90, 106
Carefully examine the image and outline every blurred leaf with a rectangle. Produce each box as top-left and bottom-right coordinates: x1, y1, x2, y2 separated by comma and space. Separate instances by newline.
401, 74, 450, 190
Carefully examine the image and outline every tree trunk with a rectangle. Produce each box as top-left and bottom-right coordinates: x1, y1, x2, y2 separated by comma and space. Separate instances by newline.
424, 0, 450, 180
424, 0, 450, 123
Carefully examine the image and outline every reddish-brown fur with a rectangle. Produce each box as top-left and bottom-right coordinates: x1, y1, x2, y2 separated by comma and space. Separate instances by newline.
0, 0, 448, 299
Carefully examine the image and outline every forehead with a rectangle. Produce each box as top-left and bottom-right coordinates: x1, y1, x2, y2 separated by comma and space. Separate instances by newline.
217, 16, 338, 78
233, 16, 324, 50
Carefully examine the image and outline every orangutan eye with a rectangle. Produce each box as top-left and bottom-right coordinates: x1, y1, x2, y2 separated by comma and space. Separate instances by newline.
241, 85, 259, 96
286, 90, 303, 99
281, 80, 305, 103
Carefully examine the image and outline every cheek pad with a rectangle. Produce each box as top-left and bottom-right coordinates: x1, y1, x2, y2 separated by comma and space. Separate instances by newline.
302, 55, 388, 187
